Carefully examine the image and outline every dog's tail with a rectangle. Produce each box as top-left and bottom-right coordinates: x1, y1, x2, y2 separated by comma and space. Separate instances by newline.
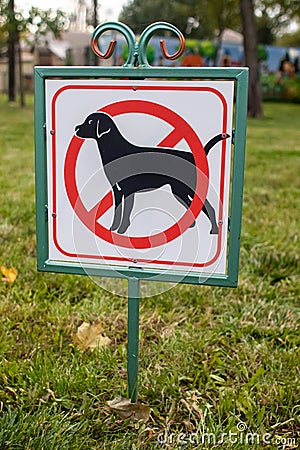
204, 133, 230, 156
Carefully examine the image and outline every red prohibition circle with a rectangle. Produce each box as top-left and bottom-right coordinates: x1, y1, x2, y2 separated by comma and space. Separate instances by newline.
64, 100, 209, 249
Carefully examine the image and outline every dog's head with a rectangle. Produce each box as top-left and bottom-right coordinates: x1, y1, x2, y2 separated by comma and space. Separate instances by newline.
75, 112, 112, 140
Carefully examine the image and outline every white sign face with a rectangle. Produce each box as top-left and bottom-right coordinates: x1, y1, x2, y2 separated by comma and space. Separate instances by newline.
45, 79, 234, 276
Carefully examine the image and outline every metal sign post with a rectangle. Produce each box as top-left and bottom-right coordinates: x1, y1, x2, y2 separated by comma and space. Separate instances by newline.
127, 278, 140, 402
34, 21, 248, 403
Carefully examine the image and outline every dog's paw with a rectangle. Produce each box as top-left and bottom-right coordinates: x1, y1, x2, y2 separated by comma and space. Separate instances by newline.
110, 222, 119, 231
117, 223, 130, 234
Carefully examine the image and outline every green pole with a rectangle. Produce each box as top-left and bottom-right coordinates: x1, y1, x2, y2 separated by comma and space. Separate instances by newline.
127, 277, 140, 403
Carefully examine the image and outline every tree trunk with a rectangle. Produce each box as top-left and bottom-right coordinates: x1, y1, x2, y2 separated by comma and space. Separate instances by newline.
18, 36, 25, 107
240, 0, 263, 118
8, 0, 16, 102
213, 29, 223, 67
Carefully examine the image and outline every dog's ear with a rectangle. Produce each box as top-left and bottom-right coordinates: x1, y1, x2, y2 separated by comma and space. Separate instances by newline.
96, 119, 101, 139
96, 118, 111, 139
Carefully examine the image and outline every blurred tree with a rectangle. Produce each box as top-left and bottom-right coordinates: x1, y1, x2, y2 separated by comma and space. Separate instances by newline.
0, 1, 65, 104
240, 0, 263, 117
119, 0, 298, 119
119, 0, 299, 45
204, 0, 240, 63
276, 29, 300, 47
1, 0, 20, 102
256, 10, 275, 44
255, 0, 300, 44
244, 0, 299, 116
26, 7, 65, 43
118, 0, 241, 39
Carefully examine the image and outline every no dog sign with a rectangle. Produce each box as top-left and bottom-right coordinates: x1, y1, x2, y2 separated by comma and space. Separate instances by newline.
45, 80, 232, 274
35, 22, 247, 406
35, 65, 247, 287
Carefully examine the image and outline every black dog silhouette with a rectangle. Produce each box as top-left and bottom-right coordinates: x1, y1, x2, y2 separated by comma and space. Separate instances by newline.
75, 112, 229, 234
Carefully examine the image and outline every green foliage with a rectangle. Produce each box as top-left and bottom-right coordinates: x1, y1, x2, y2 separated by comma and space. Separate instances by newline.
119, 0, 240, 39
261, 73, 300, 102
184, 39, 202, 55
119, 0, 299, 44
205, 0, 240, 37
0, 3, 66, 103
0, 98, 299, 448
276, 28, 300, 47
0, 1, 24, 47
185, 38, 216, 58
280, 76, 300, 102
0, 2, 66, 44
258, 44, 268, 61
254, 0, 300, 42
0, 29, 6, 48
256, 12, 275, 45
200, 40, 216, 59
121, 43, 155, 65
26, 7, 66, 43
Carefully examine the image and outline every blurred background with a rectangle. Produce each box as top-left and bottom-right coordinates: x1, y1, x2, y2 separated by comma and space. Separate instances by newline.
0, 0, 299, 106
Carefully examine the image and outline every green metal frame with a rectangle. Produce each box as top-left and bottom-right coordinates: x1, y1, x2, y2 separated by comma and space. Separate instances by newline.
34, 65, 248, 288
34, 21, 248, 403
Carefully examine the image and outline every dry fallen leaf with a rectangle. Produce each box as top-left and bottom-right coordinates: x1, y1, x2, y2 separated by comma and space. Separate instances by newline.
1, 266, 18, 283
72, 321, 111, 351
108, 396, 151, 422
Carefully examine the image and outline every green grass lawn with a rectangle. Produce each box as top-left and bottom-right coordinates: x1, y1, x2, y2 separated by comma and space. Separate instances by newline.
0, 97, 299, 449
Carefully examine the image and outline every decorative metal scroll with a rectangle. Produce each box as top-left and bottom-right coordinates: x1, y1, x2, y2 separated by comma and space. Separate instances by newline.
90, 21, 185, 67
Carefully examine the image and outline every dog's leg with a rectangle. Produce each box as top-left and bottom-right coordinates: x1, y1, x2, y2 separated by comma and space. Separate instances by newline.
202, 199, 219, 234
117, 194, 135, 234
174, 193, 190, 209
172, 184, 196, 228
173, 194, 196, 228
110, 187, 123, 231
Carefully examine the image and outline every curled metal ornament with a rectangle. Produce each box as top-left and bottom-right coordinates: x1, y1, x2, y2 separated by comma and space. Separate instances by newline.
91, 38, 116, 59
160, 35, 185, 60
138, 21, 185, 66
91, 21, 136, 66
90, 21, 185, 67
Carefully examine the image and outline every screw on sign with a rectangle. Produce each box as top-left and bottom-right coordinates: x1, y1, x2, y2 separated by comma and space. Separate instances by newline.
64, 99, 229, 250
